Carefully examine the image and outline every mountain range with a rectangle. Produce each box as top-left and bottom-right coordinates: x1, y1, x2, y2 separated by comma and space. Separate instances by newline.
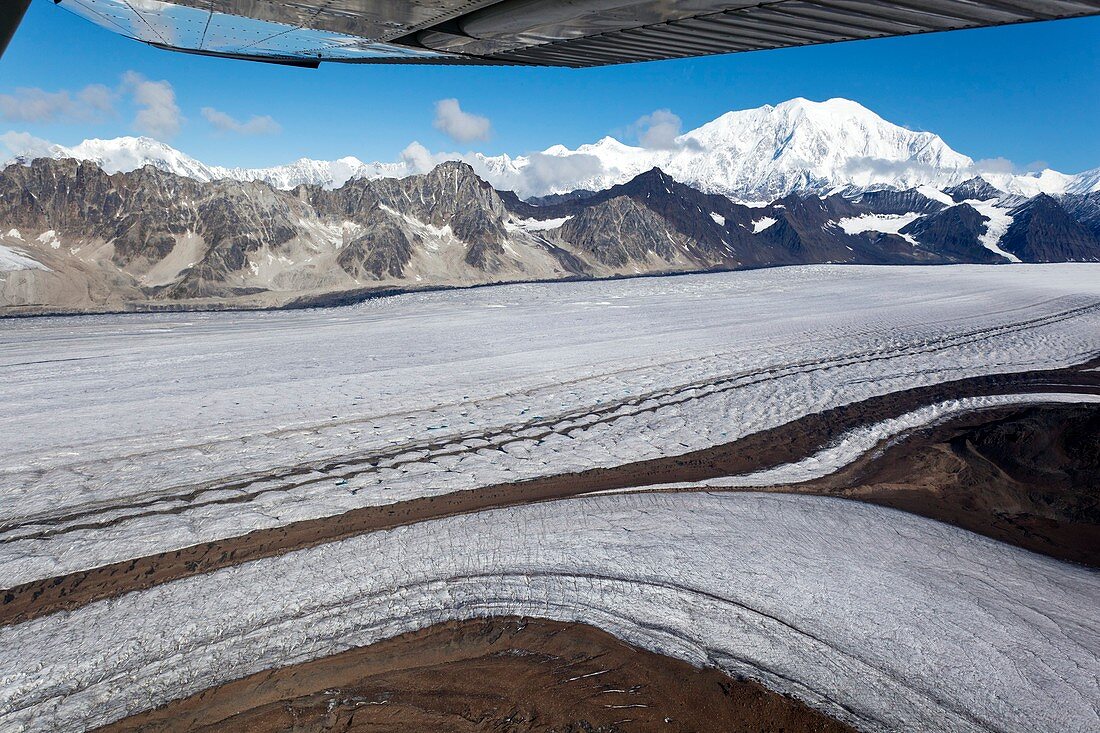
1, 97, 1098, 315
2, 155, 1098, 315
6, 98, 1098, 201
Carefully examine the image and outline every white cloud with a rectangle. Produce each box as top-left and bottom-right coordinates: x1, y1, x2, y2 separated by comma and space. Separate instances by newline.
400, 141, 451, 174
0, 84, 114, 124
629, 109, 701, 152
519, 152, 604, 194
201, 107, 281, 136
632, 109, 681, 150
974, 157, 1017, 175
396, 141, 605, 199
0, 131, 59, 161
0, 73, 183, 140
433, 98, 492, 143
121, 71, 182, 139
842, 156, 944, 180
973, 158, 1053, 179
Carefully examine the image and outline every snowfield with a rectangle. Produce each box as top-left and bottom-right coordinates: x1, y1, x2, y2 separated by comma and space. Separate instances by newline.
0, 264, 1098, 585
837, 213, 922, 245
0, 243, 48, 272
1, 492, 1097, 733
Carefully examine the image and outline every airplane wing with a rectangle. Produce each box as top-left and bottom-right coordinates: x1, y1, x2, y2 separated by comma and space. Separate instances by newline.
31, 1, 1100, 67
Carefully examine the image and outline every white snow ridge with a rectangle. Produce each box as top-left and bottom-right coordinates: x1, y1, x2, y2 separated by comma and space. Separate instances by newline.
5, 98, 1097, 200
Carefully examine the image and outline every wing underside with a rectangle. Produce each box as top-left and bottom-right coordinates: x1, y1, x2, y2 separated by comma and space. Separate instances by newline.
54, 0, 1100, 67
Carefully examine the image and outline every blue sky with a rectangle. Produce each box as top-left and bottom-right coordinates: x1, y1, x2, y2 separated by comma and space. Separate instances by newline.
1, 1, 1098, 172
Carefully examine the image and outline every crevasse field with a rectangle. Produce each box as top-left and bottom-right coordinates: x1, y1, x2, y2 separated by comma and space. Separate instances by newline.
2, 264, 1099, 733
5, 493, 1098, 733
1, 264, 1098, 582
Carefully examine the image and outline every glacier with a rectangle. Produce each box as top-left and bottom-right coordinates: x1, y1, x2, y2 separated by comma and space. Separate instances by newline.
632, 392, 1100, 491
0, 491, 1097, 733
0, 264, 1097, 585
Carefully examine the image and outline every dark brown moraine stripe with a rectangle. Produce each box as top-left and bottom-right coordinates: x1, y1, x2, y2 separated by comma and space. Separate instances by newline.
770, 401, 1100, 566
2, 358, 1097, 626
94, 616, 857, 733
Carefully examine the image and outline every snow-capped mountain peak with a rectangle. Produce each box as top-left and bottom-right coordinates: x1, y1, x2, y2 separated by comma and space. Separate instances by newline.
57, 136, 214, 181
660, 97, 973, 199
3, 97, 1096, 200
213, 155, 385, 189
5, 136, 402, 190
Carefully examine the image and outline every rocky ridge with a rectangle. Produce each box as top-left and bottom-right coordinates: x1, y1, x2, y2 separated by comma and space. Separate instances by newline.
0, 158, 1097, 314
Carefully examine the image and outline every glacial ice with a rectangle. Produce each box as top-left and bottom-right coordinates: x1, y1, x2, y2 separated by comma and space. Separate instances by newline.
0, 264, 1098, 584
634, 392, 1100, 490
0, 492, 1097, 733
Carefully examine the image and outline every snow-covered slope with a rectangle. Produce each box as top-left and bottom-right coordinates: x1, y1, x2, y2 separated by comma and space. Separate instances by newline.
31, 137, 217, 181
9, 136, 407, 189
4, 98, 1096, 200
214, 155, 405, 189
982, 167, 1080, 198
508, 99, 1098, 200
511, 98, 976, 199
1067, 166, 1100, 194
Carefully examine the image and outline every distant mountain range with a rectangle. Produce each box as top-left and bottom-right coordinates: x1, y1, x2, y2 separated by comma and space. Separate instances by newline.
1, 154, 1098, 315
2, 97, 1098, 314
6, 98, 1098, 201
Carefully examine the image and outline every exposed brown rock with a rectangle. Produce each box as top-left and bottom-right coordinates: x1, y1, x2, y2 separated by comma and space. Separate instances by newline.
5, 159, 1098, 315
794, 402, 1100, 566
95, 617, 855, 733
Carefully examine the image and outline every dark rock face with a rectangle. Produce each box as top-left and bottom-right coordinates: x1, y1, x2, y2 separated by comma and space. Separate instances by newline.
558, 196, 692, 268
598, 168, 754, 263
850, 187, 947, 214
0, 160, 307, 293
746, 193, 945, 266
455, 207, 508, 271
0, 159, 120, 233
3, 157, 1098, 314
189, 183, 299, 279
525, 189, 599, 207
310, 161, 508, 242
1061, 192, 1100, 239
337, 207, 416, 280
506, 168, 743, 267
945, 177, 1002, 203
0, 160, 196, 268
1000, 194, 1100, 262
900, 203, 1006, 264
305, 161, 513, 272
109, 167, 204, 267
754, 194, 860, 263
0, 159, 521, 302
541, 174, 973, 269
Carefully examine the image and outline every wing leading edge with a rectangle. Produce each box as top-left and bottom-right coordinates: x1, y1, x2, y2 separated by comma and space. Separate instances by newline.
41, 0, 1100, 67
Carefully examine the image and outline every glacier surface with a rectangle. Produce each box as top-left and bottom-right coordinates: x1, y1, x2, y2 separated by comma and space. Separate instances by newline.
0, 265, 1098, 585
1, 265, 1098, 733
0, 492, 1097, 733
